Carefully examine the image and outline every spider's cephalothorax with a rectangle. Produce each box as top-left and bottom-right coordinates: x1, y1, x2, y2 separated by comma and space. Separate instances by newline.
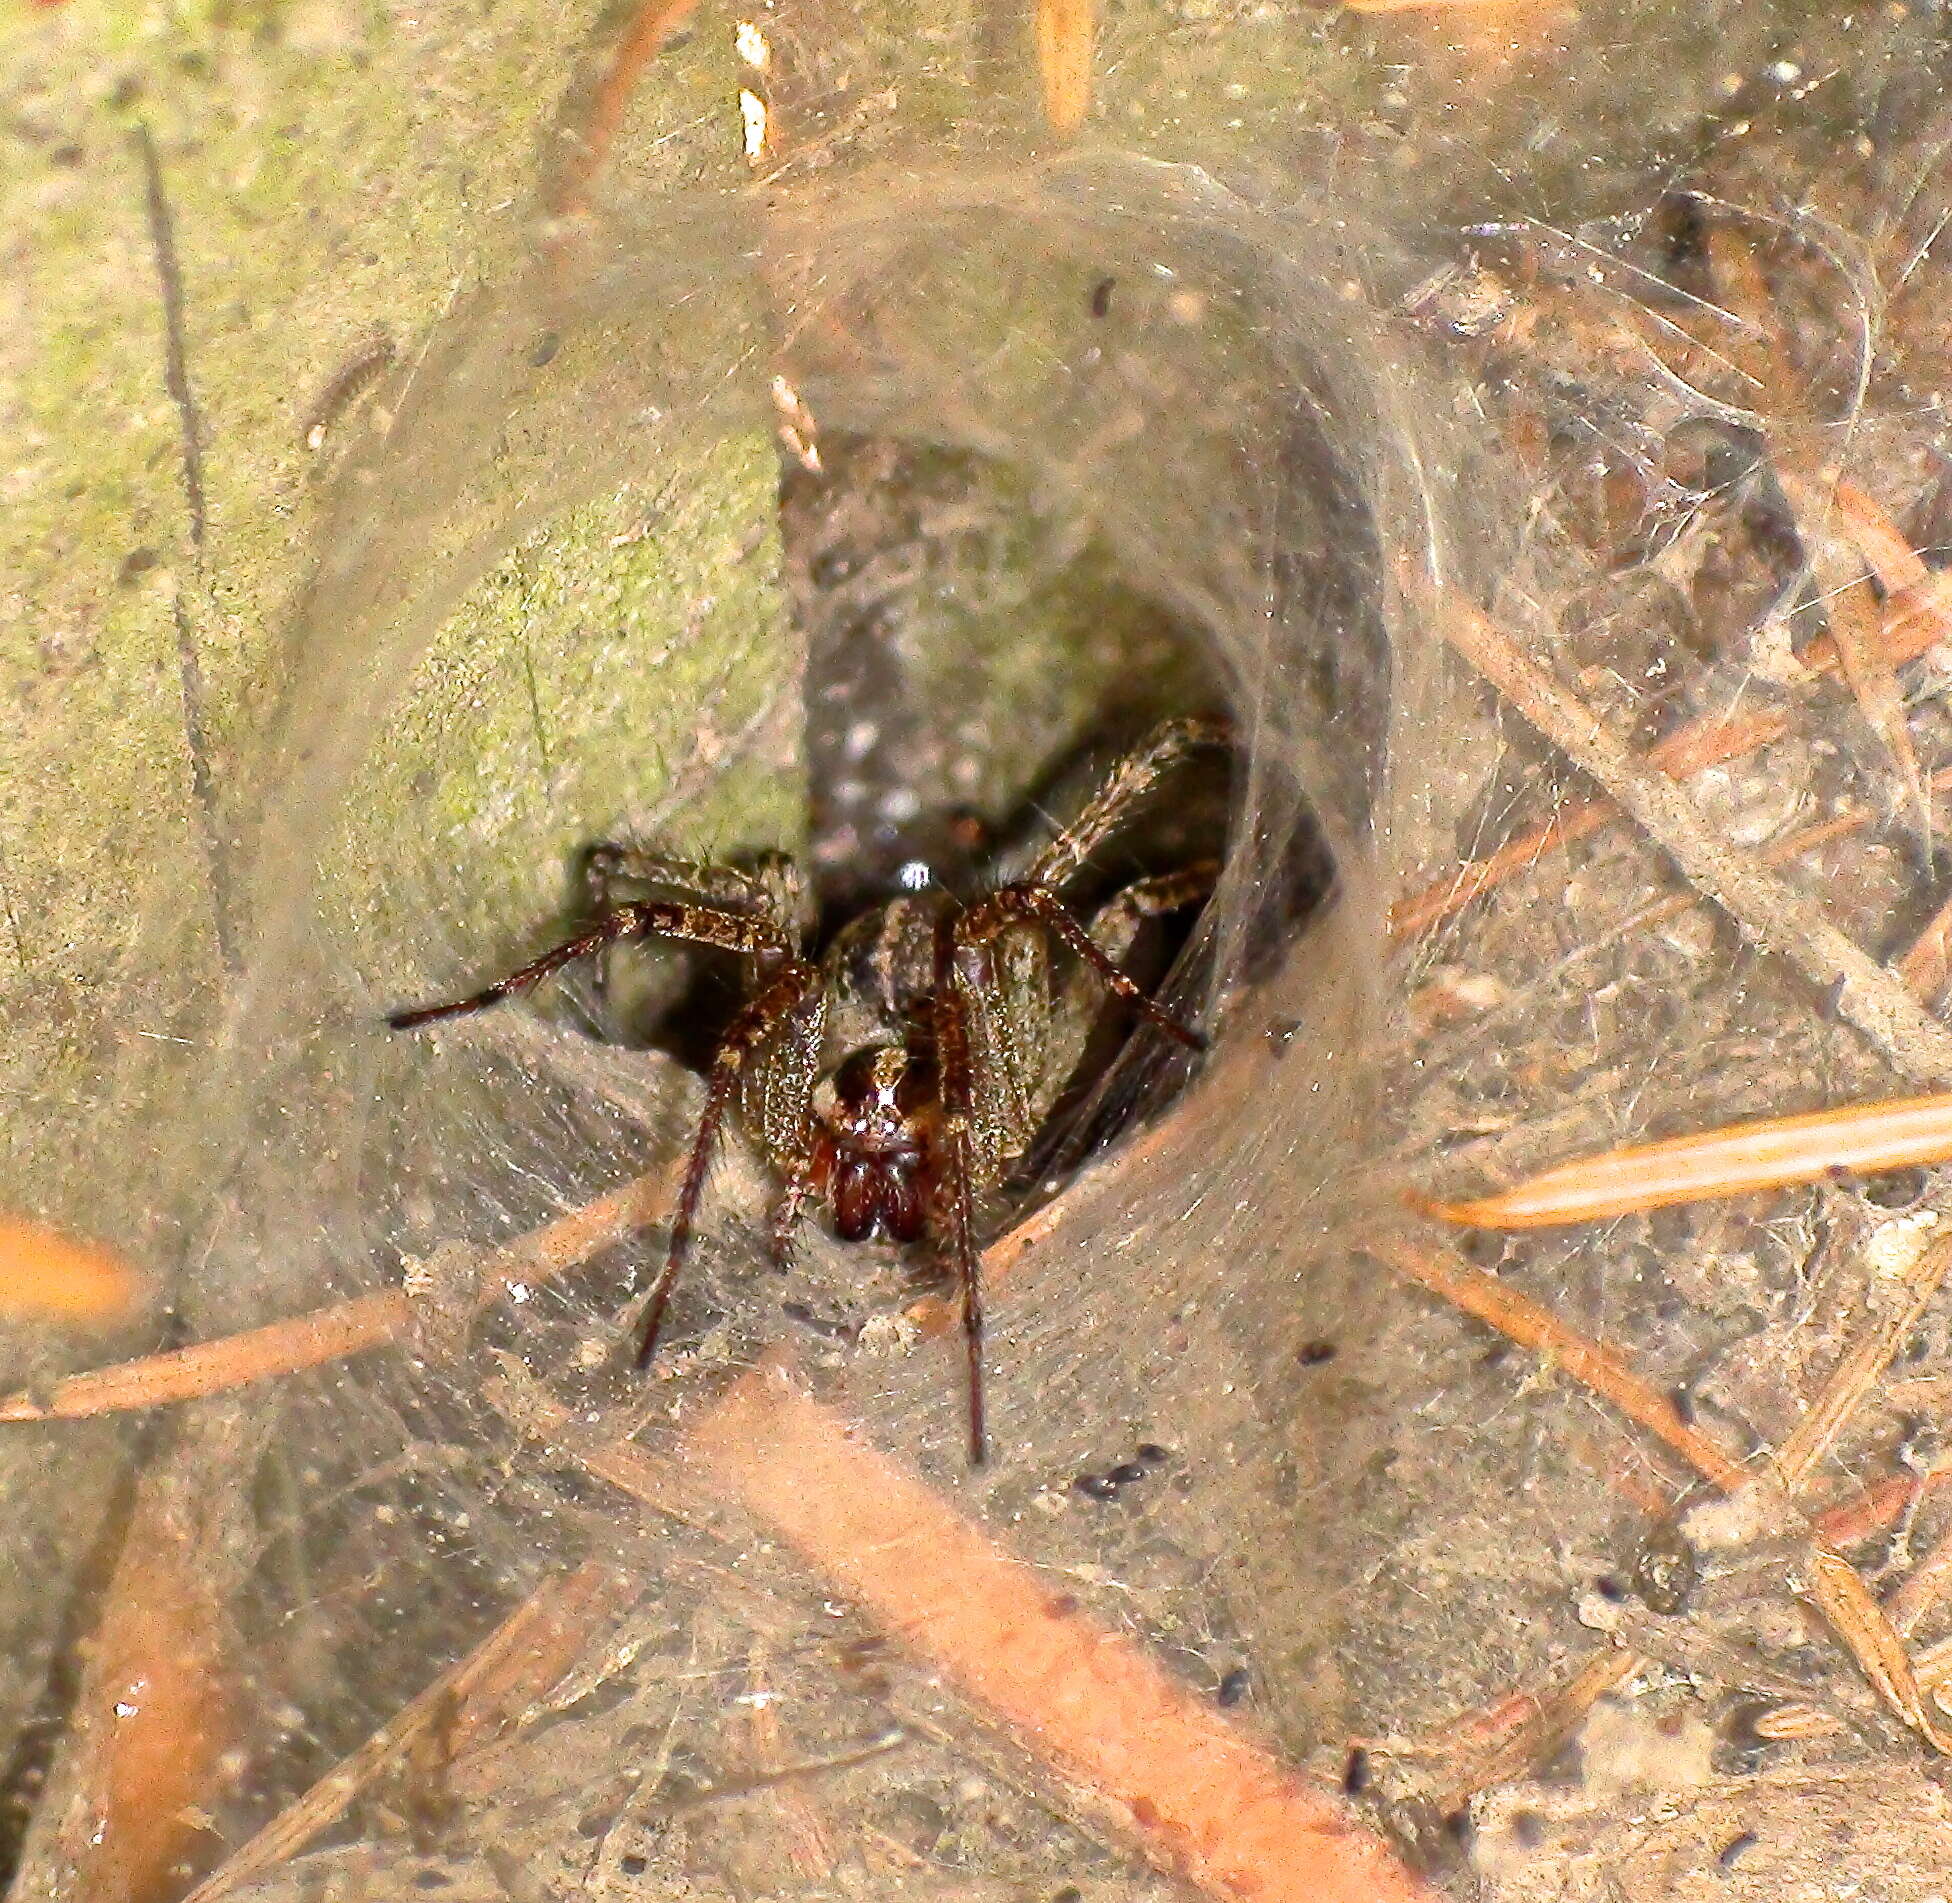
389, 717, 1229, 1464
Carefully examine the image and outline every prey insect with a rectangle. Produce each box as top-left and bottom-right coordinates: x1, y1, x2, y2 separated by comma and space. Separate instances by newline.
389, 717, 1228, 1464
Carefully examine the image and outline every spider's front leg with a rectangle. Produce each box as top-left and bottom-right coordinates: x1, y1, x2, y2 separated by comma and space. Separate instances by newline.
958, 883, 1208, 1052
579, 845, 778, 1025
932, 911, 991, 1469
1023, 714, 1231, 892
933, 863, 1217, 1467
387, 897, 795, 1029
634, 956, 824, 1368
388, 882, 819, 1373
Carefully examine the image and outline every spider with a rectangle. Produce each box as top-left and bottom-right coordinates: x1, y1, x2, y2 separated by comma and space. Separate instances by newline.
389, 716, 1230, 1465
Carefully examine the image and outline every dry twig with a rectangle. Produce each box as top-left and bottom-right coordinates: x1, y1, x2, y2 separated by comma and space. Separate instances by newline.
1438, 594, 1952, 1084
180, 1560, 639, 1903
1367, 1233, 1744, 1489
0, 1160, 683, 1423
475, 1367, 1438, 1902
693, 1371, 1439, 1903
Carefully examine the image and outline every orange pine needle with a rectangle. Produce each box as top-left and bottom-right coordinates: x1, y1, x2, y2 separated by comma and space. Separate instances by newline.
550, 0, 701, 240
0, 1212, 144, 1326
1368, 1234, 1745, 1489
1421, 1091, 1952, 1230
1033, 0, 1098, 137
0, 1160, 680, 1423
694, 1369, 1440, 1903
0, 1291, 410, 1423
40, 1484, 232, 1902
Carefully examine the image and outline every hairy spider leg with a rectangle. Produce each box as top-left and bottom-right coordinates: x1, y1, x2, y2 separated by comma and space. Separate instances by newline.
1025, 715, 1231, 892
934, 862, 1219, 1466
386, 897, 795, 1029
1083, 861, 1223, 951
579, 845, 778, 1022
633, 959, 824, 1368
962, 885, 1208, 1052
933, 911, 989, 1468
387, 892, 814, 1368
770, 1149, 818, 1271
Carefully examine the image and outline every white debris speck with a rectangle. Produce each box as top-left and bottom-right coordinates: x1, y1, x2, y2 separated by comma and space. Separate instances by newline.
1864, 1206, 1941, 1280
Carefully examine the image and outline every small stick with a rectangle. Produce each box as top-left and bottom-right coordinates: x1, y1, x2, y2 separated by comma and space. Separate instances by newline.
1899, 889, 1952, 1001
1393, 561, 1952, 942
1829, 475, 1952, 619
692, 1370, 1440, 1903
550, 0, 701, 239
1918, 1632, 1952, 1696
0, 1289, 409, 1423
1778, 467, 1932, 842
1427, 1650, 1639, 1813
180, 1560, 637, 1903
1813, 1468, 1947, 1549
0, 1160, 682, 1423
738, 1647, 839, 1879
27, 1433, 240, 1903
1801, 1545, 1952, 1753
1389, 705, 1790, 940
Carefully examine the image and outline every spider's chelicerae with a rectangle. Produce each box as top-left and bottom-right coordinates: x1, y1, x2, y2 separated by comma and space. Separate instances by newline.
390, 716, 1229, 1464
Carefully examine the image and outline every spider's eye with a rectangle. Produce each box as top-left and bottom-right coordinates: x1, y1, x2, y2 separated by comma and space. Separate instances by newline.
834, 1045, 907, 1111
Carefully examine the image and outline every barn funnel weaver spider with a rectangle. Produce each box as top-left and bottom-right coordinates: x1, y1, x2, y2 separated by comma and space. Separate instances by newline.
390, 717, 1229, 1465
